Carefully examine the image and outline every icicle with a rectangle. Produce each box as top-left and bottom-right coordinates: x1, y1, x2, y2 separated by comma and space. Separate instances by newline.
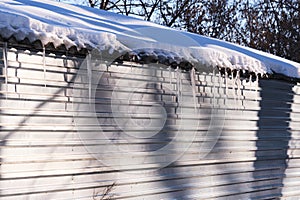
43, 46, 46, 87
232, 71, 238, 110
212, 67, 216, 109
255, 73, 259, 102
176, 66, 181, 104
236, 71, 241, 108
169, 66, 172, 87
3, 42, 8, 99
218, 70, 222, 106
87, 54, 92, 104
180, 69, 182, 99
225, 68, 228, 98
190, 67, 197, 111
249, 74, 257, 102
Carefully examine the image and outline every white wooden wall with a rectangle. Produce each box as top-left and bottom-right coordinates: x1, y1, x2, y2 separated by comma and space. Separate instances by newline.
0, 42, 300, 199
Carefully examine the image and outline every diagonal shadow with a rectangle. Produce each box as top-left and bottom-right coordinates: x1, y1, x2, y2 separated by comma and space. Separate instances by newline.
0, 46, 82, 198
252, 79, 295, 199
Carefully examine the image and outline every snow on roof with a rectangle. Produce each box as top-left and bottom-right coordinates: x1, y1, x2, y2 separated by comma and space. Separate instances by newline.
0, 0, 299, 79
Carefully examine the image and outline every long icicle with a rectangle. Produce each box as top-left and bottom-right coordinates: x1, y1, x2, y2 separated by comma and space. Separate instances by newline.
3, 42, 8, 99
249, 74, 255, 103
176, 66, 180, 103
219, 70, 224, 106
212, 67, 216, 109
190, 67, 197, 111
232, 71, 238, 109
43, 46, 47, 87
169, 66, 172, 90
87, 54, 92, 104
236, 70, 241, 109
255, 73, 259, 102
179, 67, 183, 116
224, 68, 228, 107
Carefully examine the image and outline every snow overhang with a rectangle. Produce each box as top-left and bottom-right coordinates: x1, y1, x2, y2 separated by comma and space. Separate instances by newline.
0, 0, 299, 81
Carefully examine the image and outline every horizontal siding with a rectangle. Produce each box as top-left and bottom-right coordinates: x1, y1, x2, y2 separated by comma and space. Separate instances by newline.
0, 42, 300, 199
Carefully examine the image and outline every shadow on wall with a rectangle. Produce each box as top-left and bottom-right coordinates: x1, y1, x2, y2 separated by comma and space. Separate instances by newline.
0, 42, 4, 197
196, 76, 296, 199
82, 55, 297, 199
252, 79, 295, 199
153, 71, 192, 199
0, 45, 82, 198
94, 64, 193, 199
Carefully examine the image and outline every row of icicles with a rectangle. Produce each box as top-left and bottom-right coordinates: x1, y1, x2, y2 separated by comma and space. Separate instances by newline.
2, 43, 262, 112
170, 66, 261, 111
111, 60, 261, 111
